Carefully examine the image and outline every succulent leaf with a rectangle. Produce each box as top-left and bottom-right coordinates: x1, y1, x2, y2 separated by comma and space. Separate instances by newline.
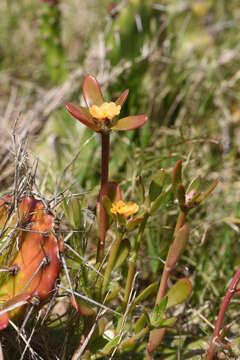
111, 115, 148, 131
82, 74, 104, 107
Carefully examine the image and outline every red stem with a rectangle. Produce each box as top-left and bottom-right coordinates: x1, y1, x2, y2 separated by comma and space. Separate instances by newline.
97, 132, 110, 262
146, 211, 186, 359
156, 267, 170, 304
206, 266, 240, 359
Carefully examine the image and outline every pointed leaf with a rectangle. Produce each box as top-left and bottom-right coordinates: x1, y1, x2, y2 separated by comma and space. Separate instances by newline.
102, 335, 121, 355
112, 115, 148, 131
126, 215, 145, 231
105, 285, 121, 303
134, 313, 148, 333
131, 282, 158, 310
82, 74, 104, 107
166, 278, 192, 309
172, 160, 182, 197
114, 238, 130, 269
66, 103, 99, 131
166, 224, 189, 269
115, 89, 129, 106
147, 328, 166, 353
195, 178, 219, 204
149, 169, 165, 202
160, 317, 176, 328
68, 197, 82, 229
150, 297, 168, 328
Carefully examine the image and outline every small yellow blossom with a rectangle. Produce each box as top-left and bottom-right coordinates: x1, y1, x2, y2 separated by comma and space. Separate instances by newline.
110, 200, 139, 218
89, 102, 121, 121
191, 2, 209, 17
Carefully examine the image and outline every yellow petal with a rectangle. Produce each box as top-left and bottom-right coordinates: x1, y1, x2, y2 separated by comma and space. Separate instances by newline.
110, 200, 139, 218
89, 102, 121, 121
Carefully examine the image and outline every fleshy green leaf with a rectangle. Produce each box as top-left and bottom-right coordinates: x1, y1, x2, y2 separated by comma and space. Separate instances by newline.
134, 313, 148, 333
105, 285, 121, 303
160, 317, 176, 328
172, 160, 182, 197
149, 169, 165, 202
126, 215, 144, 231
82, 74, 104, 107
68, 197, 82, 229
150, 297, 168, 328
101, 335, 120, 355
115, 89, 129, 107
166, 278, 192, 309
65, 103, 99, 131
112, 115, 148, 131
114, 238, 130, 268
131, 282, 158, 311
166, 224, 189, 269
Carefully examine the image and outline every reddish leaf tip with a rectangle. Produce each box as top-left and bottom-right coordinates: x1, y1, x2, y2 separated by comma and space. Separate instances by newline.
65, 102, 99, 131
82, 74, 104, 107
112, 114, 148, 131
115, 89, 129, 107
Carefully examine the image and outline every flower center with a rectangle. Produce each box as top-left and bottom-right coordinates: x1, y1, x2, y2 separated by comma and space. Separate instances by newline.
89, 102, 121, 121
110, 200, 139, 218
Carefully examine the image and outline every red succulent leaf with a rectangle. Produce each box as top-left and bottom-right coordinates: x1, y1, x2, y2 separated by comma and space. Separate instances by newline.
111, 115, 148, 131
18, 196, 38, 223
66, 103, 100, 131
0, 196, 63, 327
82, 74, 104, 107
13, 201, 61, 301
115, 89, 129, 107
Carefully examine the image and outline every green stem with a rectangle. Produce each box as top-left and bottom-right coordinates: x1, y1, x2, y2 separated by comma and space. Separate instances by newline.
97, 132, 110, 262
122, 253, 136, 311
101, 232, 123, 298
123, 214, 149, 311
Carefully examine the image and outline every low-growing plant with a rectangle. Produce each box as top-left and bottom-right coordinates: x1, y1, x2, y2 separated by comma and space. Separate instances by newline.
0, 74, 219, 359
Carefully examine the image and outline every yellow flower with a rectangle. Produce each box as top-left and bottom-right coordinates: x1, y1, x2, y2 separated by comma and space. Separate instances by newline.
66, 74, 148, 132
110, 200, 139, 218
89, 102, 121, 121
